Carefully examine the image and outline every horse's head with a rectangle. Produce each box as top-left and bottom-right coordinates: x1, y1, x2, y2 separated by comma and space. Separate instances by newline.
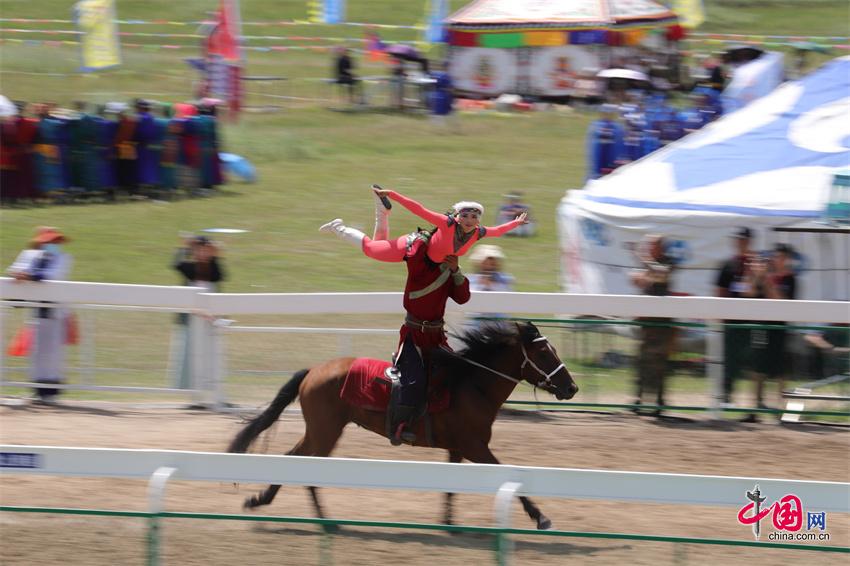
516, 322, 578, 400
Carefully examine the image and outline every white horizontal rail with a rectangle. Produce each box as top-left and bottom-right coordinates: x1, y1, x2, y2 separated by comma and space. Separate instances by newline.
223, 326, 397, 334
3, 278, 849, 323
2, 446, 848, 512
0, 279, 204, 309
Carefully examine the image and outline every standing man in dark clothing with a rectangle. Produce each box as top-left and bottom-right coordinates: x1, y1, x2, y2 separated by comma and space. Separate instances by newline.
334, 47, 362, 104
630, 234, 676, 416
715, 227, 756, 404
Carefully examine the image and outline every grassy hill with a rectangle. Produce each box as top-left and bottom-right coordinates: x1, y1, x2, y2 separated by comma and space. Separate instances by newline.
1, 0, 847, 293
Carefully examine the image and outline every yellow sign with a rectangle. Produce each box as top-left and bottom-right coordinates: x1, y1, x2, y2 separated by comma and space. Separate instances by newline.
74, 0, 121, 71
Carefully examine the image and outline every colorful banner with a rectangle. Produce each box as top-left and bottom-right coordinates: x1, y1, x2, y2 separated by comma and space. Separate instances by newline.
523, 31, 568, 47
308, 0, 346, 24
672, 0, 705, 29
425, 0, 448, 43
72, 0, 121, 71
529, 46, 600, 95
450, 47, 517, 95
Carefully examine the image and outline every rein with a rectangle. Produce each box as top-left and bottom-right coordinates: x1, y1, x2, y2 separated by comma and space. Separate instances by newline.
440, 335, 564, 390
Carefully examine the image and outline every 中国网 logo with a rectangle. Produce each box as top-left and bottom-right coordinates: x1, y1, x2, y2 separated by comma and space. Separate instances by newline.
736, 484, 829, 542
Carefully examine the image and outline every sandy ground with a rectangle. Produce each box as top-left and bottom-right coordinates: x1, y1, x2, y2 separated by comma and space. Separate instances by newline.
0, 401, 848, 566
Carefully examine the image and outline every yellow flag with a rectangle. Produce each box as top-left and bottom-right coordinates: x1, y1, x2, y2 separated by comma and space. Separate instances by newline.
672, 0, 705, 29
74, 0, 121, 71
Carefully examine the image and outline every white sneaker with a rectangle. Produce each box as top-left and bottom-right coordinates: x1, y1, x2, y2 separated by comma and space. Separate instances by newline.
319, 218, 344, 233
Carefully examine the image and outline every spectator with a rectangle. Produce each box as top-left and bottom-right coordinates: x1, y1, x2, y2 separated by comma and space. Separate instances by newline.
391, 59, 406, 110
715, 227, 756, 405
496, 192, 536, 237
465, 244, 515, 329
113, 106, 139, 197
586, 104, 624, 180
803, 324, 850, 379
170, 234, 226, 388
7, 227, 73, 404
742, 243, 797, 421
629, 234, 676, 417
333, 47, 362, 104
428, 60, 454, 127
194, 103, 223, 192
32, 103, 67, 196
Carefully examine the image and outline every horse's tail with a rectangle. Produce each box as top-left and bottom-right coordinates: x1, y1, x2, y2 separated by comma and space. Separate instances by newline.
228, 368, 309, 454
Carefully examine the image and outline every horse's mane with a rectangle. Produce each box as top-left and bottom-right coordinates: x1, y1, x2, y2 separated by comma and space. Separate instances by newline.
433, 322, 525, 373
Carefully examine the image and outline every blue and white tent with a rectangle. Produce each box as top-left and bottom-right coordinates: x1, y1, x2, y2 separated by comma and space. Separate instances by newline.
558, 56, 850, 300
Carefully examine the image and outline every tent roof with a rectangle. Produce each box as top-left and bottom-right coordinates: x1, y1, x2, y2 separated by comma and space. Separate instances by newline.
570, 56, 850, 220
447, 0, 676, 30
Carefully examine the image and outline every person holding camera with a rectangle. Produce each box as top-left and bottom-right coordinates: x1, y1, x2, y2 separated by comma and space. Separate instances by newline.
742, 242, 797, 421
170, 234, 226, 388
630, 234, 676, 416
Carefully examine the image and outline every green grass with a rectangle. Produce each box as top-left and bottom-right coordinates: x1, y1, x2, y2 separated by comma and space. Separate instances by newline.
1, 1, 847, 292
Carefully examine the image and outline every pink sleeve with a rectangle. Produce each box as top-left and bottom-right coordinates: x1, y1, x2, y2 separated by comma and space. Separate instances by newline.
388, 190, 449, 226
483, 218, 524, 238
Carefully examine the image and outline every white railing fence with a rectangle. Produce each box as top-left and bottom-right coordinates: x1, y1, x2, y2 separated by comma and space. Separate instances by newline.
2, 445, 848, 565
2, 278, 848, 409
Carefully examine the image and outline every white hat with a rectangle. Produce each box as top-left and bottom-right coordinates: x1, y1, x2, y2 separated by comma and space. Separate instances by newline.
452, 201, 484, 216
470, 244, 505, 264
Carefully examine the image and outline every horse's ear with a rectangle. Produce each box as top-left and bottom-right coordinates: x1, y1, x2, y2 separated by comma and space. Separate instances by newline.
519, 321, 540, 341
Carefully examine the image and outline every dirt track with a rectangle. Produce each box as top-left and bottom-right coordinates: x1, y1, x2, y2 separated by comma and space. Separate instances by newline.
1, 402, 848, 565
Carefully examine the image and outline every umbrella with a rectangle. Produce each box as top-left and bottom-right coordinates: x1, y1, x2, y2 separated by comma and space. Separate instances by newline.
219, 153, 257, 183
384, 43, 422, 61
0, 95, 18, 118
596, 69, 649, 82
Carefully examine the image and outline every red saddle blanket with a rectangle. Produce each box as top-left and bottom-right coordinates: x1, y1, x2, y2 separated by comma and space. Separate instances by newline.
340, 357, 451, 414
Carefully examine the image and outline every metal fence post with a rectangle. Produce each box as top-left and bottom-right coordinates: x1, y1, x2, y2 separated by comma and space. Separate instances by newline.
146, 466, 176, 566
493, 481, 522, 566
707, 321, 724, 419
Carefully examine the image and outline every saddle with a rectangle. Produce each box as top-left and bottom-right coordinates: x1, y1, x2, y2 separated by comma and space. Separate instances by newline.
340, 358, 451, 415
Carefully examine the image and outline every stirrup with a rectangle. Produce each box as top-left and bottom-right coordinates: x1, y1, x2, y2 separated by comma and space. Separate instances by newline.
391, 422, 416, 446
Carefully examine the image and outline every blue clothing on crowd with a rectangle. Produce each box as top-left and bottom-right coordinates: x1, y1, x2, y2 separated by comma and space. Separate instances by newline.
586, 118, 624, 180
135, 110, 160, 186
429, 70, 454, 116
33, 116, 67, 193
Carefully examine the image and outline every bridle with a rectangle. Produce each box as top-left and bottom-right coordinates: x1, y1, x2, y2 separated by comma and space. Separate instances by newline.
520, 336, 566, 391
442, 333, 565, 392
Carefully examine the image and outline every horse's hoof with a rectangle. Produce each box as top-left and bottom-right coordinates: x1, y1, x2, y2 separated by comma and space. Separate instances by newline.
322, 523, 341, 534
537, 516, 553, 531
243, 497, 259, 510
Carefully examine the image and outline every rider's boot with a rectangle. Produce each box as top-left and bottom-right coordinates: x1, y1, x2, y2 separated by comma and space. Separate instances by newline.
319, 218, 366, 247
390, 404, 418, 446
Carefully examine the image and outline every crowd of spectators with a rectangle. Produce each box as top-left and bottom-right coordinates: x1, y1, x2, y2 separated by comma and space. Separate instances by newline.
586, 87, 722, 180
1, 98, 224, 205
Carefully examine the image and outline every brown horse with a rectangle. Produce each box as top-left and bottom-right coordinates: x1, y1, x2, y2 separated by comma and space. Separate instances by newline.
228, 321, 578, 530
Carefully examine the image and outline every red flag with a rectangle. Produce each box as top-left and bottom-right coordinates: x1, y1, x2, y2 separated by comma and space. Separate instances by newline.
207, 0, 240, 61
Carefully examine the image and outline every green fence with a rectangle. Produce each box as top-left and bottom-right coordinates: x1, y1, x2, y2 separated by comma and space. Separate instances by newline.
2, 505, 848, 565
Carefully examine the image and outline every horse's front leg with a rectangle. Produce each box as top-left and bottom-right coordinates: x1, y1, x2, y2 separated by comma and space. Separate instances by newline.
443, 450, 462, 526
461, 443, 552, 531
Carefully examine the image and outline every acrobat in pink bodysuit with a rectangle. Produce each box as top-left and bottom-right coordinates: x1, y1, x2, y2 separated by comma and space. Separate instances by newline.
320, 188, 527, 262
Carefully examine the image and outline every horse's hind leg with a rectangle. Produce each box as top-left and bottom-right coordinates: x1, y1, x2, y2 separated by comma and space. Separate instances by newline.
244, 437, 306, 509
443, 450, 462, 526
461, 443, 552, 530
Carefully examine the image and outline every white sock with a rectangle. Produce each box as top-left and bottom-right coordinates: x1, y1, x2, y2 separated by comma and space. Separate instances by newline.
319, 218, 365, 247
372, 193, 390, 240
